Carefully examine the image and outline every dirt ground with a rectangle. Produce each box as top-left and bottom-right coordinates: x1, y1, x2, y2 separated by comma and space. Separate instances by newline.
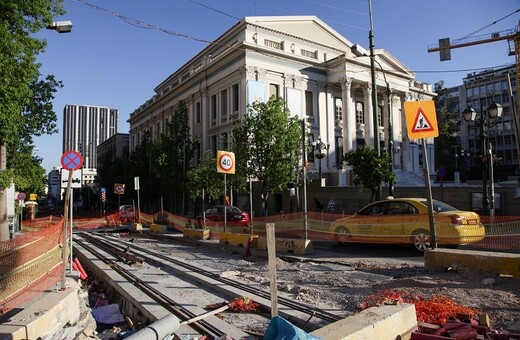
181, 243, 520, 335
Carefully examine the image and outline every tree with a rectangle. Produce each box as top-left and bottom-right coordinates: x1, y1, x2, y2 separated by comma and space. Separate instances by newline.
155, 101, 194, 214
186, 151, 223, 212
344, 146, 396, 203
0, 1, 65, 240
232, 97, 302, 214
433, 81, 460, 181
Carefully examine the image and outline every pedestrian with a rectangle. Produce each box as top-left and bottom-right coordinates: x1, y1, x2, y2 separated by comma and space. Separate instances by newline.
314, 198, 323, 212
327, 197, 336, 214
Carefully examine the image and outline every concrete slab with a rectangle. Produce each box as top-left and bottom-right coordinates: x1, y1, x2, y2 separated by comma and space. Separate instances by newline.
310, 304, 417, 340
257, 237, 313, 255
0, 279, 81, 340
424, 248, 520, 278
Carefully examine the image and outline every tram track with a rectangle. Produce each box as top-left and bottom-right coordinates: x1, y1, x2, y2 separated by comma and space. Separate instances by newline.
74, 230, 343, 337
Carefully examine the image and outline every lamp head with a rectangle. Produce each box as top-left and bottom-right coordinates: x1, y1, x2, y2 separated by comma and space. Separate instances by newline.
463, 107, 476, 122
488, 102, 503, 118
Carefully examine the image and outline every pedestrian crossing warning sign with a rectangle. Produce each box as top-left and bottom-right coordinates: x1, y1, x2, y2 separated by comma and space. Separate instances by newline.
404, 100, 438, 139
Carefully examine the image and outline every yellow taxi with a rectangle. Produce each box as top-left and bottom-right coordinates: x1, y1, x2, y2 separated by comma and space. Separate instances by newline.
330, 198, 485, 251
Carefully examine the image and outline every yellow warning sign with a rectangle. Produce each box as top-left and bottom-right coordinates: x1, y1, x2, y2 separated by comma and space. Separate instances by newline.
404, 100, 438, 139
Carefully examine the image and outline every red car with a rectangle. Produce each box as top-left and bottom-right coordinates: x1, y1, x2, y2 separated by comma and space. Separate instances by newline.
197, 205, 250, 228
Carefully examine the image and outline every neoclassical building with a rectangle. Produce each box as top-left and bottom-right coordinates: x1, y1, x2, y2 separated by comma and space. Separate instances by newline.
129, 16, 435, 187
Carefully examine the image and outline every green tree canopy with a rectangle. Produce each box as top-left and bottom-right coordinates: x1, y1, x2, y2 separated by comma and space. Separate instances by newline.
344, 146, 396, 203
232, 96, 302, 213
0, 0, 65, 240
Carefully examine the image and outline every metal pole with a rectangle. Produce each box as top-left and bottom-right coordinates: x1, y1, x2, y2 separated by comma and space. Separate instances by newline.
422, 140, 437, 249
249, 175, 253, 234
489, 142, 495, 217
224, 173, 227, 233
386, 82, 394, 197
61, 169, 73, 290
301, 121, 308, 240
480, 113, 489, 215
368, 0, 380, 157
70, 189, 73, 273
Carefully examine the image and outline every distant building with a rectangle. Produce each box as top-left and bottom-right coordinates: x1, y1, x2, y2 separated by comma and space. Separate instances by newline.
128, 16, 435, 187
47, 168, 61, 203
62, 104, 120, 182
459, 65, 518, 178
97, 133, 130, 164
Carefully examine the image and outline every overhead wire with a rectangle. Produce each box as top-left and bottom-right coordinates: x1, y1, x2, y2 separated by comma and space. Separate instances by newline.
460, 8, 520, 39
68, 0, 509, 79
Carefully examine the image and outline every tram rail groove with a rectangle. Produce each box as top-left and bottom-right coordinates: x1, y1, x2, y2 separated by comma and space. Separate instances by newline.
73, 237, 229, 338
75, 231, 343, 328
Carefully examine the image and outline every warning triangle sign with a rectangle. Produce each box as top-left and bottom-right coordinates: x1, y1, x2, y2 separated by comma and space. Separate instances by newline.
411, 108, 434, 133
404, 100, 438, 139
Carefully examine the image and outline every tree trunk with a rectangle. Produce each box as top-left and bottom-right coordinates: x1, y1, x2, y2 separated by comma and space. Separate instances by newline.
0, 144, 8, 241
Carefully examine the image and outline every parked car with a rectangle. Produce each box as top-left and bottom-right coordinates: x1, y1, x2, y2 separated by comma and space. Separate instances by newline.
330, 198, 485, 251
119, 205, 138, 224
196, 205, 250, 229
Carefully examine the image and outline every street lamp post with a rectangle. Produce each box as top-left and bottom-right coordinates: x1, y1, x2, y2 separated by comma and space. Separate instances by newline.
311, 136, 330, 185
463, 102, 502, 215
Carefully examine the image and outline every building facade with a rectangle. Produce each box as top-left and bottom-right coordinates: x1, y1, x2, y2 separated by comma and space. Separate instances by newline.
459, 65, 518, 178
63, 104, 120, 178
128, 16, 435, 186
97, 133, 130, 164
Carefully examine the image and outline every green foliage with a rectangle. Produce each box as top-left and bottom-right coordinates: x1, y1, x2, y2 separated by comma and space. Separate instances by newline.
344, 146, 396, 202
186, 151, 223, 202
433, 81, 460, 179
232, 96, 302, 209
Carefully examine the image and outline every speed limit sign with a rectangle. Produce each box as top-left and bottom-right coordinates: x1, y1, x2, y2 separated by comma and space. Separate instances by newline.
217, 151, 235, 174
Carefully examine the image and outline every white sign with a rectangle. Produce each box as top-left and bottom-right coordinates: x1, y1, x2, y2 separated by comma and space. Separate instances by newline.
134, 176, 140, 190
61, 169, 82, 188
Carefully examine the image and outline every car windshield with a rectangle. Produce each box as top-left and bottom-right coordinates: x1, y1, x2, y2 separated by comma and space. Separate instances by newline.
419, 199, 458, 213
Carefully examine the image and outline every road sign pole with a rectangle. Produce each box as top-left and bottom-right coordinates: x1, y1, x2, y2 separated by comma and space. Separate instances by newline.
70, 189, 73, 273
61, 169, 73, 290
422, 140, 437, 249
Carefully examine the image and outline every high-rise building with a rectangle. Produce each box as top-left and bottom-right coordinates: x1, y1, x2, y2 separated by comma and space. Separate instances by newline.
63, 104, 119, 170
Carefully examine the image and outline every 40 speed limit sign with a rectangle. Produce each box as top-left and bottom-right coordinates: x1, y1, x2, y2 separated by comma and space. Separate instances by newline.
217, 150, 235, 174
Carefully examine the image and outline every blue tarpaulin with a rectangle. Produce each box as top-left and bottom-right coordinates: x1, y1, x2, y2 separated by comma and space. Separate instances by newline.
264, 316, 324, 340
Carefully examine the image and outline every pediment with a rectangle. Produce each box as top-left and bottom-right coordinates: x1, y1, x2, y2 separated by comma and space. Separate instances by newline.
245, 16, 354, 51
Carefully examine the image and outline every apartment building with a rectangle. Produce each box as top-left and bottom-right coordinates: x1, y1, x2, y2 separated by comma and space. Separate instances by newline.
128, 16, 435, 186
459, 65, 518, 178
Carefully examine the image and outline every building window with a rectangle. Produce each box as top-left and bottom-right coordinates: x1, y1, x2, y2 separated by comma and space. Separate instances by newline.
355, 101, 364, 125
221, 89, 228, 123
232, 83, 239, 112
336, 136, 343, 166
195, 102, 201, 124
221, 132, 228, 150
211, 94, 217, 122
211, 135, 217, 155
270, 84, 280, 98
334, 97, 342, 122
378, 105, 383, 127
305, 91, 313, 117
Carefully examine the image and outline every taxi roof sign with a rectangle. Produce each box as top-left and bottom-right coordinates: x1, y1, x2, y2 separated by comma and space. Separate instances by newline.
404, 100, 438, 139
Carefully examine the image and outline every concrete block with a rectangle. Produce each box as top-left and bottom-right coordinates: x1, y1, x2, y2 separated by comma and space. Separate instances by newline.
256, 237, 313, 255
310, 304, 417, 340
424, 248, 520, 278
183, 228, 211, 240
150, 224, 167, 233
0, 281, 81, 340
219, 232, 257, 248
131, 222, 142, 231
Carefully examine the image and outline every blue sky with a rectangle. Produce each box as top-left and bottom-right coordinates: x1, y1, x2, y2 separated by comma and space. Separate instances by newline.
34, 0, 519, 173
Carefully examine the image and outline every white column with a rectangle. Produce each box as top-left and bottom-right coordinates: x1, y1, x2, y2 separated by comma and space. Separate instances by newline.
401, 93, 411, 171
341, 78, 354, 152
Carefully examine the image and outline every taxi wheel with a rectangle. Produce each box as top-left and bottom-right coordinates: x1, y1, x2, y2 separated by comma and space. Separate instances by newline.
335, 226, 351, 244
411, 229, 431, 252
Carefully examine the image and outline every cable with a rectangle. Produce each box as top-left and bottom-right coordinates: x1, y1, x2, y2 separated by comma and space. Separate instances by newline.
461, 8, 520, 39
413, 63, 515, 74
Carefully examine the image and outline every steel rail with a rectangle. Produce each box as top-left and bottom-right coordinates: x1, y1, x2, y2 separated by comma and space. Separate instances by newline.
74, 237, 226, 338
80, 232, 342, 324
